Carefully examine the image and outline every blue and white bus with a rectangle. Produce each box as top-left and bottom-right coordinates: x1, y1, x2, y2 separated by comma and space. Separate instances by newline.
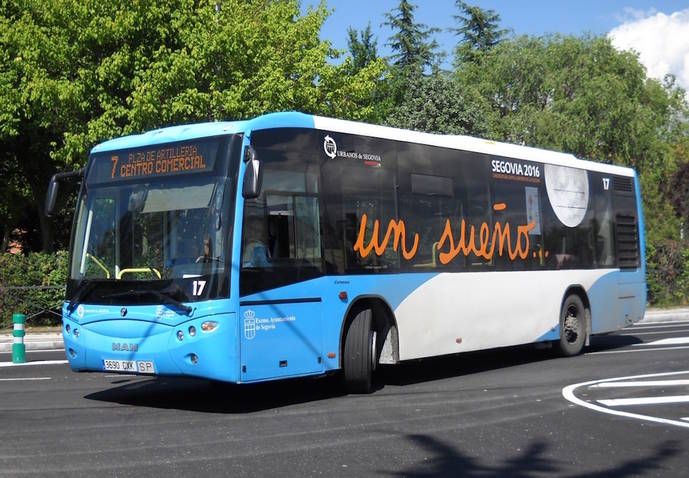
47, 112, 645, 393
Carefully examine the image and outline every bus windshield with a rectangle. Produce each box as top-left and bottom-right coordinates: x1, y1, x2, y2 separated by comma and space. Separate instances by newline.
68, 175, 233, 303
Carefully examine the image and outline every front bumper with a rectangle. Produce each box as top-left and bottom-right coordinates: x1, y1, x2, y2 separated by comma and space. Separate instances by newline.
62, 313, 238, 382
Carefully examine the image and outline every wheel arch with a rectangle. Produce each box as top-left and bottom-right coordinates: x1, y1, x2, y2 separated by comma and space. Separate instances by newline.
338, 295, 399, 369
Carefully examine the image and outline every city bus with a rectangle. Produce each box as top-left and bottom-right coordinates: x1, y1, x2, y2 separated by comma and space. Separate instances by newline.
47, 112, 646, 393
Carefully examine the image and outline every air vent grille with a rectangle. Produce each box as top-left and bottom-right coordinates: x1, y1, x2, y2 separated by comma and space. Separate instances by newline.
616, 214, 640, 269
613, 176, 634, 193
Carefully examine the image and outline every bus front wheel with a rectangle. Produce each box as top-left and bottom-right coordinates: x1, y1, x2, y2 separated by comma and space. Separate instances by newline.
343, 308, 375, 394
557, 294, 586, 356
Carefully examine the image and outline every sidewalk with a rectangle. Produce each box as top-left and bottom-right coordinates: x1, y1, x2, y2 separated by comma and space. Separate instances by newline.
1, 308, 688, 353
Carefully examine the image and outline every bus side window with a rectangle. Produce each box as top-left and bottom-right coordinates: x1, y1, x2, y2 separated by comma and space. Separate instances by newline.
242, 212, 271, 268
541, 170, 596, 269
492, 181, 540, 270
401, 173, 456, 269
265, 193, 321, 267
323, 160, 398, 273
464, 180, 493, 268
239, 131, 324, 295
591, 173, 615, 267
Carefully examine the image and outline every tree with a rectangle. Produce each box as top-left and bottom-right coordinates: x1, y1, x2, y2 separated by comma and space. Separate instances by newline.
385, 71, 487, 136
668, 139, 689, 239
383, 0, 439, 75
382, 0, 441, 119
451, 1, 508, 66
346, 23, 378, 74
0, 0, 385, 251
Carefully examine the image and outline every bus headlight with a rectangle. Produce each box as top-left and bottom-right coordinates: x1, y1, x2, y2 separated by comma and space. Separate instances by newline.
201, 321, 218, 333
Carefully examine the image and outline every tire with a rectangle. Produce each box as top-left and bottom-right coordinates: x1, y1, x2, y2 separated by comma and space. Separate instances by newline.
557, 294, 587, 357
343, 308, 375, 394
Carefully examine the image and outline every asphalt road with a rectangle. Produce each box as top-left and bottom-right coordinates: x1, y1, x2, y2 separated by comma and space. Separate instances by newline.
1, 319, 689, 477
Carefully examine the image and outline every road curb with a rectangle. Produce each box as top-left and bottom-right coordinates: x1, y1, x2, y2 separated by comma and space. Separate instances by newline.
0, 334, 64, 352
638, 308, 689, 324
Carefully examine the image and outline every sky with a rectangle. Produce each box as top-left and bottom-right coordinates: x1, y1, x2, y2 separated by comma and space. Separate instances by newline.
302, 1, 689, 91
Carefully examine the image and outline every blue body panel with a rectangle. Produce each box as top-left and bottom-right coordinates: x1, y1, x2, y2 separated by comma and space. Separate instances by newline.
236, 273, 437, 380
62, 300, 240, 382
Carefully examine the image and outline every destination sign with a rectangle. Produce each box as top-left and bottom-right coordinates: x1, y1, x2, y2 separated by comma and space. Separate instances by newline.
87, 139, 220, 184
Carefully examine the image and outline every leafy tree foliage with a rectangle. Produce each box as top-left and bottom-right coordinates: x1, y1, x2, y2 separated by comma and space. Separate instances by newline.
646, 240, 689, 305
0, 251, 68, 327
451, 1, 508, 66
383, 0, 439, 74
668, 139, 689, 231
381, 0, 442, 122
346, 23, 378, 74
385, 71, 487, 136
0, 0, 384, 251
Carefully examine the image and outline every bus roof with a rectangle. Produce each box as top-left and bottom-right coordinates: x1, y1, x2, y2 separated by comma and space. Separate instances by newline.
90, 121, 249, 153
91, 112, 635, 177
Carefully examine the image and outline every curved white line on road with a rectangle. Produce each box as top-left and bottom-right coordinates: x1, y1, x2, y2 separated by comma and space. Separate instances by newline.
599, 395, 689, 406
562, 370, 689, 429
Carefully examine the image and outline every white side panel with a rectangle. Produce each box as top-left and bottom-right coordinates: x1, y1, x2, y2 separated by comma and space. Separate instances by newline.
393, 269, 629, 361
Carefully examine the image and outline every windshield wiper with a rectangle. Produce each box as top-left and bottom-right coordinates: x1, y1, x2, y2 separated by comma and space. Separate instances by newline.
67, 279, 98, 314
102, 286, 192, 316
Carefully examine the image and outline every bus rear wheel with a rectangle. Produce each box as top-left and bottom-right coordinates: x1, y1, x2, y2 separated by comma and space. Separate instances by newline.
557, 294, 586, 356
343, 308, 376, 394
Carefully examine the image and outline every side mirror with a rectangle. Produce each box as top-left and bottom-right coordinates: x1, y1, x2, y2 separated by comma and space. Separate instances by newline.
242, 147, 262, 199
45, 177, 60, 217
45, 169, 84, 217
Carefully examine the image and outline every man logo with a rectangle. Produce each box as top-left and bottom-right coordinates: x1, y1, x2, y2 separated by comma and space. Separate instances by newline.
323, 135, 337, 159
244, 309, 256, 340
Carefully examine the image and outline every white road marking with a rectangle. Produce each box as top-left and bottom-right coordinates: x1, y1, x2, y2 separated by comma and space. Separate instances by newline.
619, 329, 689, 336
587, 345, 689, 355
562, 370, 689, 429
598, 395, 689, 407
631, 321, 689, 328
682, 418, 689, 422
0, 360, 68, 368
0, 377, 52, 382
621, 322, 689, 330
591, 380, 689, 388
633, 337, 689, 346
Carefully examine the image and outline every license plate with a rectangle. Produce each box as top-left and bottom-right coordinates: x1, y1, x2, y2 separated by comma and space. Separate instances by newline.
102, 359, 156, 374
